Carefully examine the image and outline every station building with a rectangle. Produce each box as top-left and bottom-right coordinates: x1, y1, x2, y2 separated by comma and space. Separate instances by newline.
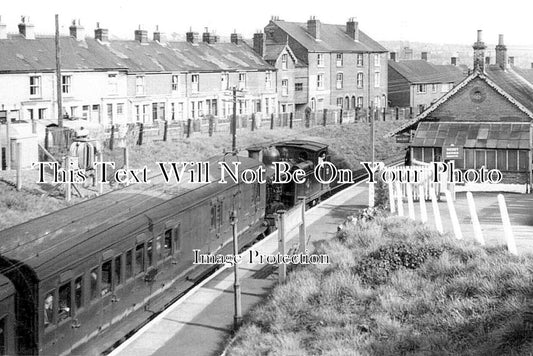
388, 31, 533, 190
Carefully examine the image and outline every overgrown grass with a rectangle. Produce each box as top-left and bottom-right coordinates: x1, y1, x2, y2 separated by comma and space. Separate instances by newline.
227, 216, 533, 355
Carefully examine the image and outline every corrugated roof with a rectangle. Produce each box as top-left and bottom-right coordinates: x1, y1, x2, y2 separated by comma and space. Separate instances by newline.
412, 122, 530, 149
388, 60, 466, 84
0, 35, 125, 72
272, 20, 387, 54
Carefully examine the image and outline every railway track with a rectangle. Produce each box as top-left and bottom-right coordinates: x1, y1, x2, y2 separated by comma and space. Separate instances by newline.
104, 155, 404, 356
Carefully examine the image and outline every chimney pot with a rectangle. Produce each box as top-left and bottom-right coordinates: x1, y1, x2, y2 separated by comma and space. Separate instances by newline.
390, 52, 397, 62
421, 52, 428, 61
18, 16, 35, 40
231, 32, 243, 45
495, 34, 508, 70
451, 57, 457, 66
307, 17, 321, 40
508, 56, 515, 66
186, 30, 200, 44
473, 30, 487, 71
69, 19, 85, 41
95, 24, 109, 42
253, 32, 265, 57
135, 28, 148, 43
153, 26, 164, 42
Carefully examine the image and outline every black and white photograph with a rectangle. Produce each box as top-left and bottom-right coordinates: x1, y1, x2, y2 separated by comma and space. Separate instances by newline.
0, 0, 533, 355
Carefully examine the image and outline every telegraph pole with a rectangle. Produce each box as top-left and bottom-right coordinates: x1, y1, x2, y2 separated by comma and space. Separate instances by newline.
230, 209, 242, 330
232, 87, 237, 154
55, 14, 63, 127
369, 101, 375, 207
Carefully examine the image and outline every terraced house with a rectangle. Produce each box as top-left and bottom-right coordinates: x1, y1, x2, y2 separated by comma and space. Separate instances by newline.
255, 16, 388, 114
0, 18, 277, 132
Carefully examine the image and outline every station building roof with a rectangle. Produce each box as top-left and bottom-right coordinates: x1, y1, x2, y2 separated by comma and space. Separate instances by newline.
388, 60, 466, 84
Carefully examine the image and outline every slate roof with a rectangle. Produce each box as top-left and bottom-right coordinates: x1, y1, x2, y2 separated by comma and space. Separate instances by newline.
412, 122, 530, 149
388, 60, 466, 84
513, 67, 533, 84
264, 44, 286, 61
0, 34, 125, 72
271, 20, 387, 54
0, 35, 273, 74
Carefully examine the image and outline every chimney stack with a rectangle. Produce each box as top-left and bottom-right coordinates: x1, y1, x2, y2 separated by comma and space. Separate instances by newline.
390, 52, 397, 62
473, 30, 486, 71
231, 32, 243, 45
346, 17, 359, 41
495, 34, 508, 70
451, 57, 457, 66
18, 16, 35, 40
307, 16, 321, 40
0, 16, 7, 40
202, 28, 218, 44
485, 56, 491, 66
94, 23, 109, 42
253, 31, 265, 57
134, 26, 148, 43
153, 25, 164, 42
421, 51, 428, 61
508, 56, 515, 66
186, 29, 199, 44
69, 19, 85, 41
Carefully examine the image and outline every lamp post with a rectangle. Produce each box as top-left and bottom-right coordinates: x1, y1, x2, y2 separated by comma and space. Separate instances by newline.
230, 209, 242, 330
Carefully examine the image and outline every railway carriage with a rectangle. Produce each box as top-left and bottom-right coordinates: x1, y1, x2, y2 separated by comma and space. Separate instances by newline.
0, 155, 266, 355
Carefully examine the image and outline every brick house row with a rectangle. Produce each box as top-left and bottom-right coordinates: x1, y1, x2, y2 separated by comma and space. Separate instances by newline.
253, 17, 389, 114
0, 18, 277, 130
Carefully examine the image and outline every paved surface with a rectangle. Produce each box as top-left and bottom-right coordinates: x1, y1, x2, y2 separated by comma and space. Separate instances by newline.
111, 183, 369, 356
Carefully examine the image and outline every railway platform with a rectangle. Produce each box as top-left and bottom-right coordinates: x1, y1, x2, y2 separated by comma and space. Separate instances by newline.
110, 182, 370, 356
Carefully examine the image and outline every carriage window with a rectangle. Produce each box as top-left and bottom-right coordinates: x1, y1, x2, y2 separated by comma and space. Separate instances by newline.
58, 282, 71, 322
90, 267, 98, 301
147, 239, 154, 267
0, 317, 5, 355
114, 255, 122, 287
210, 205, 216, 228
74, 276, 83, 310
135, 243, 145, 275
164, 229, 172, 257
156, 235, 163, 261
216, 202, 223, 226
101, 260, 112, 295
44, 291, 54, 329
126, 249, 133, 279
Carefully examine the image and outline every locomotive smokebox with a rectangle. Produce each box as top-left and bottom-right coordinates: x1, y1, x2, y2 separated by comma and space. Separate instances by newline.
262, 146, 280, 168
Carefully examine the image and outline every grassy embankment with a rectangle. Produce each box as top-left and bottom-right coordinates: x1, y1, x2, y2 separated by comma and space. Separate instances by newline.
0, 121, 405, 230
227, 215, 533, 355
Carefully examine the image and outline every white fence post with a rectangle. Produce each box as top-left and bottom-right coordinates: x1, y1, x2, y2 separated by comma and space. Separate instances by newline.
388, 182, 395, 213
430, 187, 443, 233
498, 194, 517, 255
406, 183, 415, 220
395, 181, 404, 216
445, 190, 463, 240
418, 185, 427, 223
466, 192, 485, 245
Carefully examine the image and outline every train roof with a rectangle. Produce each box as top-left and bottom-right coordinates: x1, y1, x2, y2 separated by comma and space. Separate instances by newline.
274, 140, 328, 152
0, 155, 261, 281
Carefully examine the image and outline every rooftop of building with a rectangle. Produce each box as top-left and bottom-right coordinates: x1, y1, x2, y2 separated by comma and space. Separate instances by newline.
388, 59, 467, 84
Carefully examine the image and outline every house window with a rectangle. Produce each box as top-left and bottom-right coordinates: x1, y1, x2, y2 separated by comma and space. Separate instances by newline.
357, 54, 364, 67
357, 73, 364, 88
107, 104, 113, 123
317, 74, 324, 89
336, 97, 343, 107
171, 75, 179, 92
191, 74, 199, 92
281, 79, 289, 96
178, 102, 184, 120
374, 53, 380, 66
265, 98, 270, 115
117, 103, 124, 117
374, 71, 380, 88
417, 84, 427, 93
317, 53, 324, 67
135, 76, 145, 95
107, 74, 118, 95
432, 84, 438, 93
62, 75, 72, 94
295, 83, 303, 91
310, 98, 316, 111
336, 53, 343, 67
30, 76, 41, 97
198, 101, 203, 117
418, 104, 425, 114
336, 73, 343, 89
221, 73, 229, 90
357, 96, 363, 108
238, 73, 246, 90
265, 72, 272, 89
281, 54, 288, 70
191, 101, 196, 118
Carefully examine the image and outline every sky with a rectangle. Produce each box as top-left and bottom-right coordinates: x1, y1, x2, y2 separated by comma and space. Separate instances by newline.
2, 0, 533, 47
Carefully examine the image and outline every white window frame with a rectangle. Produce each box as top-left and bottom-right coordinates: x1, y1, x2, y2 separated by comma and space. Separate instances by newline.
108, 73, 118, 95
135, 76, 145, 96
220, 73, 229, 91
191, 74, 200, 92
238, 73, 246, 90
265, 72, 272, 89
357, 72, 364, 88
374, 53, 380, 67
336, 53, 343, 67
374, 71, 380, 88
281, 79, 288, 96
336, 97, 343, 107
357, 54, 364, 67
416, 84, 427, 93
357, 96, 363, 108
317, 53, 324, 67
317, 74, 324, 90
336, 73, 343, 89
281, 54, 288, 70
30, 76, 41, 97
62, 75, 72, 95
117, 103, 124, 116
171, 74, 179, 92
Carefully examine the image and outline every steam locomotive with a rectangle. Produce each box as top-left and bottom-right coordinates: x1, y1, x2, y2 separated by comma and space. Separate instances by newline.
0, 140, 331, 355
